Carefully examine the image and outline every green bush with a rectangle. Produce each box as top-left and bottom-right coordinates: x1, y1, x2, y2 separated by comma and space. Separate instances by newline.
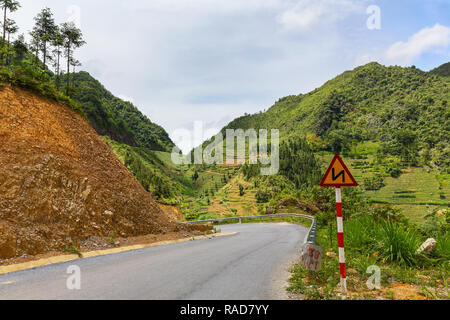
367, 205, 409, 224
315, 211, 335, 227
378, 221, 421, 266
422, 208, 449, 237
239, 184, 244, 196
386, 162, 402, 178
435, 232, 450, 260
255, 190, 270, 203
363, 174, 385, 191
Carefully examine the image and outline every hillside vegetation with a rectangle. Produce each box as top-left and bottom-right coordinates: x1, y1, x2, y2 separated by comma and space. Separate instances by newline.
69, 72, 175, 152
222, 62, 449, 170
431, 62, 450, 77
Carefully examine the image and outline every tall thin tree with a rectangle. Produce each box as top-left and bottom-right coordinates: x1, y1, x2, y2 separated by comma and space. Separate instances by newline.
4, 18, 17, 64
33, 7, 57, 70
61, 22, 85, 95
29, 30, 40, 64
51, 26, 64, 88
0, 0, 20, 46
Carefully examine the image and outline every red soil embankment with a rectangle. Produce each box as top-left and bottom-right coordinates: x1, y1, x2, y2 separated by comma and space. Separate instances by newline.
0, 86, 204, 259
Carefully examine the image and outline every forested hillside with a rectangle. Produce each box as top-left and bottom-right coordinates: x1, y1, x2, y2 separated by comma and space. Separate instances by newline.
69, 72, 175, 152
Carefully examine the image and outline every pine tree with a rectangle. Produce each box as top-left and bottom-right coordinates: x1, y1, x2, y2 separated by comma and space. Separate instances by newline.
3, 17, 17, 64
60, 22, 85, 95
29, 30, 40, 64
12, 33, 26, 56
33, 7, 57, 70
51, 26, 64, 88
0, 0, 20, 46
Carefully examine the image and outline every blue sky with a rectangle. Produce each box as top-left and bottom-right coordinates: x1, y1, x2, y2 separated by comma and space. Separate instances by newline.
14, 1, 450, 152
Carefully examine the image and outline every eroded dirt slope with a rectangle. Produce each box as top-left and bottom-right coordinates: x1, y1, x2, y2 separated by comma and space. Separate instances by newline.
0, 86, 198, 259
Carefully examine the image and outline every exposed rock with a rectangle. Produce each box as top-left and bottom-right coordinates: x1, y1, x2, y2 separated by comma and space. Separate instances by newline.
81, 186, 91, 201
417, 238, 437, 255
103, 210, 114, 216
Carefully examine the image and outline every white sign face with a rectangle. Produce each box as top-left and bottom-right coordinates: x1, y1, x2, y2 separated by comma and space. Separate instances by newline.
301, 244, 323, 272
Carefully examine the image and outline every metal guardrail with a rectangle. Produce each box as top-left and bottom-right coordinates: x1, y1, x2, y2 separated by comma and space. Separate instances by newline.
187, 213, 317, 245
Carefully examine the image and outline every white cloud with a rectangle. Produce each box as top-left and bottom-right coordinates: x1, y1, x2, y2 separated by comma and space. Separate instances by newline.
128, 0, 282, 14
15, 0, 449, 154
278, 0, 367, 31
386, 24, 450, 65
353, 53, 375, 67
354, 24, 450, 68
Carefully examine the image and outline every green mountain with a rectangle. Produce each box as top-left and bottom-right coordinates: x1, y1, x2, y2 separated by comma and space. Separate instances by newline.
430, 62, 450, 77
219, 62, 450, 170
70, 71, 175, 152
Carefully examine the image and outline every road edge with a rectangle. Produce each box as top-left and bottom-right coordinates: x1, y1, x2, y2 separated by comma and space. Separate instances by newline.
0, 232, 236, 276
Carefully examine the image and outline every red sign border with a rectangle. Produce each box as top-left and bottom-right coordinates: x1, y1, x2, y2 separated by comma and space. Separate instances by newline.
320, 154, 358, 187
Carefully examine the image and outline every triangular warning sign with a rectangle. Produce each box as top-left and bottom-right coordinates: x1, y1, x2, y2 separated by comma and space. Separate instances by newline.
320, 154, 358, 187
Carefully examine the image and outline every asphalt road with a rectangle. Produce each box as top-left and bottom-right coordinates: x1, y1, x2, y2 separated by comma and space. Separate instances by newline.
0, 223, 307, 300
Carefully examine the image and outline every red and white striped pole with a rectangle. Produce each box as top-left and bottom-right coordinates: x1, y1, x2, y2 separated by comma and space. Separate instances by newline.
335, 187, 347, 295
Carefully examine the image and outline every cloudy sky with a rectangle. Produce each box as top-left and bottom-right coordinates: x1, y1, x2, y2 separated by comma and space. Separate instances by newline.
13, 0, 450, 152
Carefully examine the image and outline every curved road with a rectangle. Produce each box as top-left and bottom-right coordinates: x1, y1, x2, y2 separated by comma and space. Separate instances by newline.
0, 223, 307, 300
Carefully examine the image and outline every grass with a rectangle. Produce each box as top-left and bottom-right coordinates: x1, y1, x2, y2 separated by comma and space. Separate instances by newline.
367, 168, 450, 224
108, 232, 117, 246
436, 233, 450, 260
62, 244, 83, 258
367, 168, 448, 205
288, 213, 449, 300
378, 221, 421, 266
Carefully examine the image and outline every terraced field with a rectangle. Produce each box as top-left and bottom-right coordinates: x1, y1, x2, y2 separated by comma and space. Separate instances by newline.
320, 146, 450, 224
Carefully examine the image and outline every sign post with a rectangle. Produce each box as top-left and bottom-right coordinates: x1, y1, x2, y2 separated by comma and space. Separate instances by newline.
320, 154, 358, 295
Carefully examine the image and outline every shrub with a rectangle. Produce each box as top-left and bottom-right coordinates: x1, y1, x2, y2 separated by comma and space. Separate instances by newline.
378, 221, 421, 266
239, 184, 244, 196
386, 162, 402, 178
315, 211, 335, 228
422, 208, 449, 237
435, 232, 450, 260
255, 190, 270, 203
367, 205, 409, 224
363, 174, 385, 191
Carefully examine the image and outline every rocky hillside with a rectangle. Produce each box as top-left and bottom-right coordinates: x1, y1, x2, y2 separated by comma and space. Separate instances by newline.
0, 86, 197, 259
